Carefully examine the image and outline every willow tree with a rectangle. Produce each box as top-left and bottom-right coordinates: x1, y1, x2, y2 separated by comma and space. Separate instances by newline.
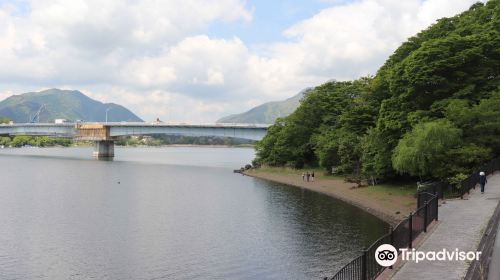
392, 120, 462, 179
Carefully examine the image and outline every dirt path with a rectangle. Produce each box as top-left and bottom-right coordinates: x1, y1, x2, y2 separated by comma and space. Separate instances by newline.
244, 169, 415, 226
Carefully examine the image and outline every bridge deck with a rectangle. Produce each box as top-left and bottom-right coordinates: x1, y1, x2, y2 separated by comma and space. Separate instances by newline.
0, 122, 269, 141
0, 122, 269, 128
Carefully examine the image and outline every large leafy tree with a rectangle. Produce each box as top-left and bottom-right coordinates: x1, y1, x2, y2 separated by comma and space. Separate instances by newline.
255, 79, 371, 168
392, 120, 462, 179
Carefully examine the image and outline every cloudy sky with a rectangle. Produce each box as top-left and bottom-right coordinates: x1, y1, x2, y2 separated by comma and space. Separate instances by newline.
0, 0, 485, 122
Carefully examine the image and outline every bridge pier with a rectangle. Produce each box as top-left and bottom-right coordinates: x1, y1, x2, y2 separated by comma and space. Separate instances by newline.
93, 140, 114, 159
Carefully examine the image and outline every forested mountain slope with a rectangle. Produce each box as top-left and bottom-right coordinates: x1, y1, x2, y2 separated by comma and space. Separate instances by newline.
254, 0, 500, 184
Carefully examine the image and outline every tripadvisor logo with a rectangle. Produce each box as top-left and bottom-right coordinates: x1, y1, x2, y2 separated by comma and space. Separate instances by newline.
375, 244, 482, 266
375, 244, 398, 267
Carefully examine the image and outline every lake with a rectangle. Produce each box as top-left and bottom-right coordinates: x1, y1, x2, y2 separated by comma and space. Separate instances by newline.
0, 147, 387, 279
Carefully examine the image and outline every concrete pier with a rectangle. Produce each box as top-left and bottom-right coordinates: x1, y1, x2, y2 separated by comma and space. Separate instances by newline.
93, 140, 114, 159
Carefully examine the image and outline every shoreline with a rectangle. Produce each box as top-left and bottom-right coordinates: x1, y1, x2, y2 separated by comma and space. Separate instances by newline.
244, 169, 416, 226
1, 144, 254, 149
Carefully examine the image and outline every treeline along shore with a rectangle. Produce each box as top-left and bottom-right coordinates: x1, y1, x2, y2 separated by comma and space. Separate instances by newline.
252, 1, 500, 189
0, 133, 255, 148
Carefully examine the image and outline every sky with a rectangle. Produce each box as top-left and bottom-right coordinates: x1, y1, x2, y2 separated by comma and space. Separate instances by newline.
0, 0, 486, 122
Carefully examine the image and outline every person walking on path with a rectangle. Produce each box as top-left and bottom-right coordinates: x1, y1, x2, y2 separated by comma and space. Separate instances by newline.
479, 171, 487, 193
311, 171, 315, 182
306, 172, 310, 182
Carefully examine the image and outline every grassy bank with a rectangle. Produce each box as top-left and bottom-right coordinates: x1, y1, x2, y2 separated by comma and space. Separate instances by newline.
245, 166, 417, 225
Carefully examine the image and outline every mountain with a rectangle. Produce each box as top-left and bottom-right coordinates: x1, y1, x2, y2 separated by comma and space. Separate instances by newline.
0, 88, 143, 123
217, 88, 311, 124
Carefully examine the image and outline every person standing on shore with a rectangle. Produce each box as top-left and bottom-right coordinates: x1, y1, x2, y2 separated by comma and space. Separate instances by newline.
311, 171, 315, 182
302, 173, 305, 181
479, 171, 487, 193
306, 172, 310, 182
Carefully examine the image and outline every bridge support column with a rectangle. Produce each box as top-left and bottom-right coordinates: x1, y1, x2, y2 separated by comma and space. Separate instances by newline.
93, 140, 114, 159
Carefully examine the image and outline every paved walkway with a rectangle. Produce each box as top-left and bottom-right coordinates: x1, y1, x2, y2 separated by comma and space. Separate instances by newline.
392, 173, 500, 280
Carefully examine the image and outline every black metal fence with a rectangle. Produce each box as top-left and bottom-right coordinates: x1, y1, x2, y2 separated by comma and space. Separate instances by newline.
364, 233, 391, 279
325, 158, 500, 280
329, 255, 364, 280
418, 158, 500, 199
325, 193, 438, 280
458, 158, 500, 197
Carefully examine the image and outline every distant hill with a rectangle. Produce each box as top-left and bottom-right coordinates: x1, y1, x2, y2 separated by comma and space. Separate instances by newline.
217, 88, 311, 124
0, 88, 143, 123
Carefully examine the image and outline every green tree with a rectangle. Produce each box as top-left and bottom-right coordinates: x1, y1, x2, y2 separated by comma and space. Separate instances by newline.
11, 136, 31, 147
361, 128, 395, 179
392, 120, 462, 179
0, 137, 11, 146
255, 79, 373, 168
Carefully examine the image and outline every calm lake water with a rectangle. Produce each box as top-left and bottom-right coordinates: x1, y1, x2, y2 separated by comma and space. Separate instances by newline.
0, 147, 387, 279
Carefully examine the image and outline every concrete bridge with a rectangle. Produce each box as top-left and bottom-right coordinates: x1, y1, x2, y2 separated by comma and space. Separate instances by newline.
0, 122, 269, 158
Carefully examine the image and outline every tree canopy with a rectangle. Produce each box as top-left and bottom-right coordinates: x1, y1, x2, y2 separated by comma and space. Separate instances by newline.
254, 0, 500, 183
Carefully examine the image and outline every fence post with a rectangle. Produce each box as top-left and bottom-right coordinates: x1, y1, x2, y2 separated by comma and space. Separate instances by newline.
409, 212, 413, 249
435, 196, 439, 221
390, 226, 394, 246
417, 192, 420, 209
362, 249, 367, 280
424, 201, 428, 233
390, 226, 394, 269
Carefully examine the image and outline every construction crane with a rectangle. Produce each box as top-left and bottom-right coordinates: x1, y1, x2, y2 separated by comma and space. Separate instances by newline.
30, 104, 45, 123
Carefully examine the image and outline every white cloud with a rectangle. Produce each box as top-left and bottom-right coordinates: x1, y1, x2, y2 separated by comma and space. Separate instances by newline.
273, 0, 485, 81
0, 0, 252, 84
0, 0, 486, 122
